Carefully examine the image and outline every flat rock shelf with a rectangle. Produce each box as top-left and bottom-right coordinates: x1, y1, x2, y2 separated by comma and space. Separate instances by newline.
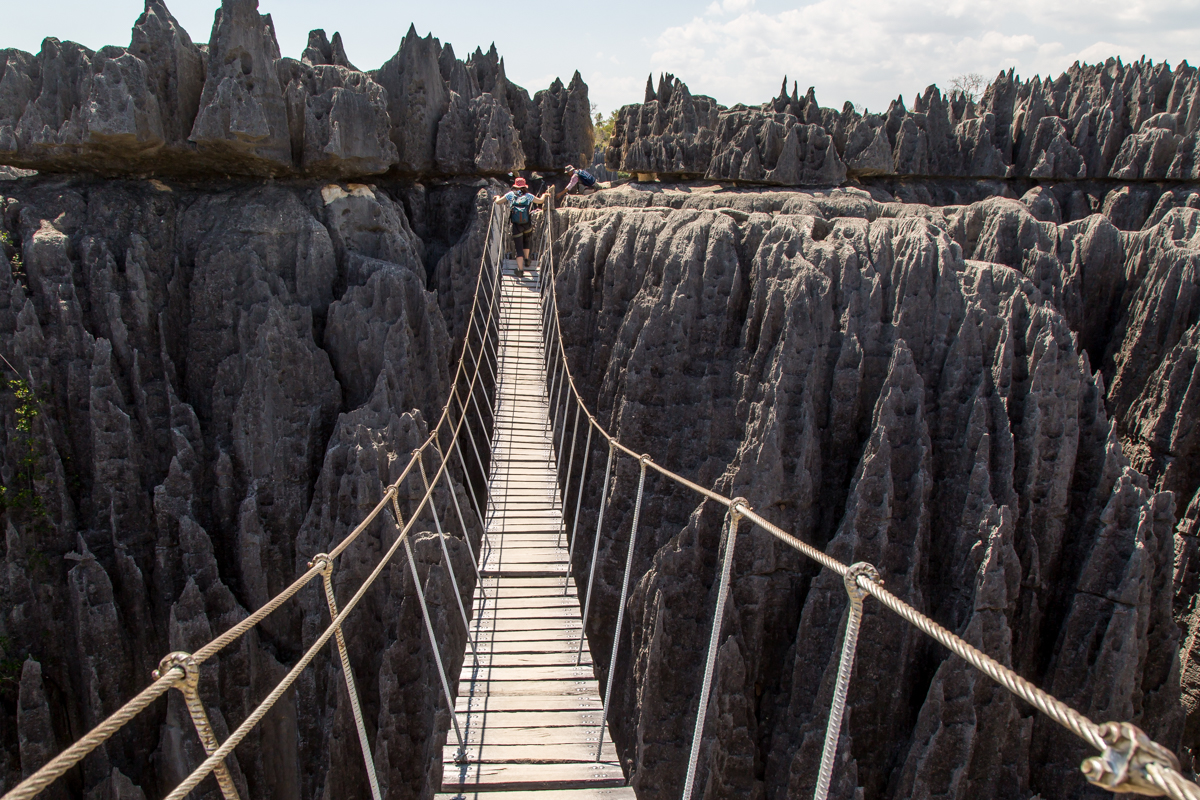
438, 263, 633, 800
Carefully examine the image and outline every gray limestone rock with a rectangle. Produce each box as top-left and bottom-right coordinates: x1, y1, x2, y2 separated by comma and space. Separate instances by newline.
188, 0, 292, 174
550, 186, 1195, 799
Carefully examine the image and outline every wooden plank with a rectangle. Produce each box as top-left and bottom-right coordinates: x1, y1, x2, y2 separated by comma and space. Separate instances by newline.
459, 666, 594, 682
458, 680, 597, 698
455, 725, 606, 746
436, 789, 635, 800
445, 741, 619, 764
455, 695, 601, 713
455, 710, 600, 730
458, 657, 590, 671
440, 761, 626, 792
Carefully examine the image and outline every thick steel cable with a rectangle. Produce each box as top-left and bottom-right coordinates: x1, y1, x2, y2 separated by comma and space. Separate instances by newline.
682, 501, 744, 800
814, 564, 876, 800
316, 558, 383, 800
597, 456, 648, 761
857, 576, 1106, 752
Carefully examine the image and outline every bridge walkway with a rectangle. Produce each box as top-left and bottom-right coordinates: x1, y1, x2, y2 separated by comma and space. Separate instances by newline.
437, 262, 634, 799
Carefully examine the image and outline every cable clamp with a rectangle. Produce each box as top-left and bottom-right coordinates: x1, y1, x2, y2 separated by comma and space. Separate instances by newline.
1082, 722, 1180, 796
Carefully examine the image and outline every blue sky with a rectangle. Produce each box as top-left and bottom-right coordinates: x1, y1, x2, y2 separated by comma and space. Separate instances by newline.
3, 0, 1198, 115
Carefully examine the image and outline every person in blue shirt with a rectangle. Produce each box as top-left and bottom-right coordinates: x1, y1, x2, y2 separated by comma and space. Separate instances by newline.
493, 177, 546, 276
556, 165, 598, 201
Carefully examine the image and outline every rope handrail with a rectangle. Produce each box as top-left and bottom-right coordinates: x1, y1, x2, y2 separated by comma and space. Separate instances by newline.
533, 196, 1200, 800
3, 195, 508, 800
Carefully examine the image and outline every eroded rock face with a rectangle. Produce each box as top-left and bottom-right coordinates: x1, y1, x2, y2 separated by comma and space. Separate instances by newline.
607, 63, 1200, 185
550, 183, 1197, 798
0, 176, 482, 798
0, 1, 593, 180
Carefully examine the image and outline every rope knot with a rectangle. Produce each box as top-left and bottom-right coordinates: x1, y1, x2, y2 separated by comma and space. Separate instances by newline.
307, 553, 333, 577
843, 562, 880, 603
639, 453, 652, 466
153, 652, 197, 687
1082, 722, 1180, 796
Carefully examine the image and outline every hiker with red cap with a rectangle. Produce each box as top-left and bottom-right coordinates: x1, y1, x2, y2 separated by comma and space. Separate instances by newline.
494, 177, 546, 276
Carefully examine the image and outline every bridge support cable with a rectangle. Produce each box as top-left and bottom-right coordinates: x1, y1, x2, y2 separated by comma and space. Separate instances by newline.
814, 562, 879, 800
597, 455, 649, 761
155, 652, 243, 800
558, 403, 582, 546
577, 441, 615, 663
434, 441, 486, 597
309, 555, 384, 800
399, 520, 467, 761
565, 421, 594, 573
2, 199, 505, 800
532, 200, 1200, 800
418, 454, 477, 659
682, 501, 744, 800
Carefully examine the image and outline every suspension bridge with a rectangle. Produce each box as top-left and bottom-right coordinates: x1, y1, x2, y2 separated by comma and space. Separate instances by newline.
2, 194, 1198, 800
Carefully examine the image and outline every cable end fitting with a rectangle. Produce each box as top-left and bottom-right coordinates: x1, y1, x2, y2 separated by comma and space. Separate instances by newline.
844, 562, 880, 603
308, 553, 333, 577
729, 497, 749, 522
1082, 721, 1180, 796
153, 651, 197, 686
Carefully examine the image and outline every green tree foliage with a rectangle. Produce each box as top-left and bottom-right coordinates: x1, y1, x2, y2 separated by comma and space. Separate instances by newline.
592, 103, 618, 151
1, 376, 43, 517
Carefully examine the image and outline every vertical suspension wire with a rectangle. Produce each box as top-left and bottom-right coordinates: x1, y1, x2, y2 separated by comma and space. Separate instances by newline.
310, 556, 383, 800
435, 442, 486, 600
565, 422, 594, 579
418, 454, 476, 658
597, 456, 649, 761
814, 563, 879, 800
397, 515, 466, 758
558, 402, 582, 547
681, 501, 745, 800
576, 439, 616, 624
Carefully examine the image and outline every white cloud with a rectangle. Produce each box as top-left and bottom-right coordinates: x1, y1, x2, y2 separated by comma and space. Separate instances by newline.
649, 0, 1200, 112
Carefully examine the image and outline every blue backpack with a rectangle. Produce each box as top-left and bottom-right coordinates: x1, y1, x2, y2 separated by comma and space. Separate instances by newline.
577, 169, 596, 187
510, 193, 533, 225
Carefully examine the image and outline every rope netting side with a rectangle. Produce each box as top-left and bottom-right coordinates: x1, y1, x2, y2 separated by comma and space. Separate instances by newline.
534, 198, 1200, 800
3, 198, 507, 800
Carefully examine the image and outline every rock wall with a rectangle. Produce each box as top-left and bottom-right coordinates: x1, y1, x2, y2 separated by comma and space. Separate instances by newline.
606, 64, 1200, 186
0, 174, 489, 799
549, 183, 1199, 798
0, 0, 594, 180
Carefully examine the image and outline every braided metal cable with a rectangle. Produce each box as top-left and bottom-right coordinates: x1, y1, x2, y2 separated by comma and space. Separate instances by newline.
814, 563, 877, 800
313, 558, 383, 800
682, 501, 744, 800
597, 456, 649, 761
856, 576, 1106, 752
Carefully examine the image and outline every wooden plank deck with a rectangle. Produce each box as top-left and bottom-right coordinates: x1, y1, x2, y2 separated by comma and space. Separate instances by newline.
439, 263, 633, 800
